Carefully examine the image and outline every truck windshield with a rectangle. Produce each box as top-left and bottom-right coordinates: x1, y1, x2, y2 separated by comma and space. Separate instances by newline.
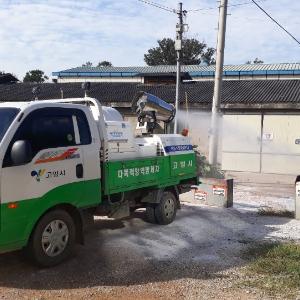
0, 108, 20, 143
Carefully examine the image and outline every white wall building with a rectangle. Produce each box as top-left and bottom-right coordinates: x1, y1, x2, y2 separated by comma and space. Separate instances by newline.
2, 63, 300, 175
52, 63, 300, 83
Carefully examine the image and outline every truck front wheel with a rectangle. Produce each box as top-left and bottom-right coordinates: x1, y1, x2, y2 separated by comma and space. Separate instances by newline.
154, 191, 177, 225
27, 209, 76, 267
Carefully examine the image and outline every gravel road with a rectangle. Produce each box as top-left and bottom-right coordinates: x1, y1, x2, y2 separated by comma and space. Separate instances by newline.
0, 182, 299, 299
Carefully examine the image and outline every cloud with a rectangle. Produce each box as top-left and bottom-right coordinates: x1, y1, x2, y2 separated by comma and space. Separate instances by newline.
0, 0, 299, 80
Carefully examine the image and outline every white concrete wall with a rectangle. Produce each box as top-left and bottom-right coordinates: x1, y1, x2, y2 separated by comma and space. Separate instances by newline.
262, 115, 300, 175
221, 113, 300, 175
222, 114, 262, 172
190, 74, 300, 81
176, 110, 211, 156
175, 110, 224, 161
56, 77, 143, 83
123, 109, 300, 175
55, 74, 300, 83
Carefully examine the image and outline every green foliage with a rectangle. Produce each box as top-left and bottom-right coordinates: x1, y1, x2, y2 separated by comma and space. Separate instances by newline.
82, 61, 93, 67
242, 242, 300, 298
195, 150, 224, 179
144, 38, 215, 66
245, 58, 264, 64
254, 58, 264, 64
145, 38, 176, 65
23, 70, 48, 83
97, 61, 113, 67
82, 61, 113, 67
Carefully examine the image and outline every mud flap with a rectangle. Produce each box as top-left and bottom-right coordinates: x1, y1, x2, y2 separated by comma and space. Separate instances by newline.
108, 201, 130, 219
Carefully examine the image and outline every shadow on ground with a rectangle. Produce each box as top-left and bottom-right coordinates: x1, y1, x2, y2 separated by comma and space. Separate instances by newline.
0, 204, 293, 290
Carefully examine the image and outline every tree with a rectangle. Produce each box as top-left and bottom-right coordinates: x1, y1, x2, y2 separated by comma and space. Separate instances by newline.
97, 61, 113, 67
23, 70, 48, 83
144, 38, 216, 66
245, 58, 264, 64
254, 58, 264, 64
82, 61, 93, 67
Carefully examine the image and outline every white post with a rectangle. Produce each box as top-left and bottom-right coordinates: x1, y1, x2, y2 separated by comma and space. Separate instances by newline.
208, 0, 228, 165
174, 2, 183, 134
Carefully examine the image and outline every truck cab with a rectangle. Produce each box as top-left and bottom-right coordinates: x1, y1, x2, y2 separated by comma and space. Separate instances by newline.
0, 97, 197, 267
0, 101, 101, 258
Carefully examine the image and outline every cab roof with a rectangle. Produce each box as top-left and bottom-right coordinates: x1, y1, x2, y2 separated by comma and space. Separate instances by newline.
0, 98, 124, 122
0, 98, 88, 110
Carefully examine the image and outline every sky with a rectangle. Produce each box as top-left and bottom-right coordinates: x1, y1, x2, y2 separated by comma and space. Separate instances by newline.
0, 0, 299, 80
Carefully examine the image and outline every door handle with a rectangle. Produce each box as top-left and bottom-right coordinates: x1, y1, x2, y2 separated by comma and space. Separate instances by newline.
76, 164, 84, 178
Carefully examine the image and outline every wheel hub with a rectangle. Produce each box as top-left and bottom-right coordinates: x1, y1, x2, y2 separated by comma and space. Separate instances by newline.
41, 220, 69, 257
164, 197, 175, 219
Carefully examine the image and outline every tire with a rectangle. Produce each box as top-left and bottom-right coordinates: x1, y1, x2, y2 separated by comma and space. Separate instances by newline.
155, 191, 177, 225
146, 204, 157, 224
27, 209, 76, 267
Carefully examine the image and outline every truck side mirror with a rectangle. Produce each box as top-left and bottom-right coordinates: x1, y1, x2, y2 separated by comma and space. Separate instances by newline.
11, 140, 32, 166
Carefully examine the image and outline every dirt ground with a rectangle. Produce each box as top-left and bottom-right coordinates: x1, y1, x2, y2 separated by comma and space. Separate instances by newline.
0, 174, 299, 300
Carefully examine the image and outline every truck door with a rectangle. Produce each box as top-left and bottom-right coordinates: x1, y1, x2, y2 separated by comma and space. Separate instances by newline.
0, 107, 93, 244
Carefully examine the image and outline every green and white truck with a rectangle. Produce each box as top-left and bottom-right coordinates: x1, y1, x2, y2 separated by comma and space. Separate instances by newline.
0, 94, 197, 266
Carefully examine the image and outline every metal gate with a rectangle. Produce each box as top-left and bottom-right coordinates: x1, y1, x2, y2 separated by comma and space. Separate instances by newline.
262, 115, 300, 175
222, 113, 300, 175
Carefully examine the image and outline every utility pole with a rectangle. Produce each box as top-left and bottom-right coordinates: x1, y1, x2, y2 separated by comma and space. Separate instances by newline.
174, 2, 184, 134
208, 0, 228, 165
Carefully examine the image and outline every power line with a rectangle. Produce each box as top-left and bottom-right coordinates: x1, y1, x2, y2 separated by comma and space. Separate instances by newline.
187, 6, 216, 12
137, 0, 253, 15
187, 0, 266, 13
251, 0, 300, 46
136, 0, 176, 13
188, 1, 252, 12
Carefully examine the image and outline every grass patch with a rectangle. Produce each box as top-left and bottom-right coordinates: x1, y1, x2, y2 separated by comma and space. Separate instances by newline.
242, 242, 300, 298
258, 206, 294, 218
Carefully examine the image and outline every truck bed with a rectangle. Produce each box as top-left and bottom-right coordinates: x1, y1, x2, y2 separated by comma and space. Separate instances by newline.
103, 152, 196, 195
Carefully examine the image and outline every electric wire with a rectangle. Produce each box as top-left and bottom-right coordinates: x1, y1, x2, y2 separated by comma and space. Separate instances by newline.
136, 0, 176, 13
136, 0, 299, 61
251, 0, 300, 46
187, 0, 266, 12
137, 0, 263, 14
187, 0, 299, 47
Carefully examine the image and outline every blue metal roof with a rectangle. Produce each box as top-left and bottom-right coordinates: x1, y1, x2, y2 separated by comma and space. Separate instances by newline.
52, 63, 300, 78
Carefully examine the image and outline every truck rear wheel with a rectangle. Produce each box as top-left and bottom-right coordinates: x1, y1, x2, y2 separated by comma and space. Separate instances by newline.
27, 209, 76, 267
146, 204, 157, 223
154, 191, 177, 225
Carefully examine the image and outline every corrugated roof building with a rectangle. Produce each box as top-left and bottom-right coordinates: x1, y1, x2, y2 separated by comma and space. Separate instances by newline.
1, 80, 300, 108
52, 63, 300, 83
2, 68, 300, 175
